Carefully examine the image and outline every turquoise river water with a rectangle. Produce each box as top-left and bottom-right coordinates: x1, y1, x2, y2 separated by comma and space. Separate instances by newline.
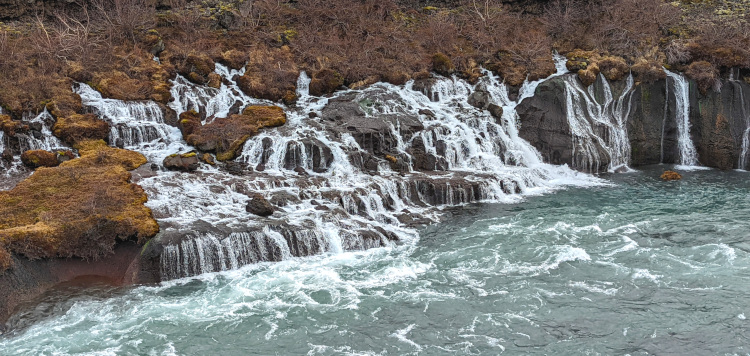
2, 166, 750, 355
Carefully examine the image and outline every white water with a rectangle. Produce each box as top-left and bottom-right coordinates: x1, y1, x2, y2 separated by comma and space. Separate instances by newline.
72, 58, 605, 280
664, 69, 700, 167
731, 73, 750, 170
561, 73, 635, 172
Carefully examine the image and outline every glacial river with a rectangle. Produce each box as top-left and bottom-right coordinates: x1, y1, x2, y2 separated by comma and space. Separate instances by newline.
2, 166, 750, 355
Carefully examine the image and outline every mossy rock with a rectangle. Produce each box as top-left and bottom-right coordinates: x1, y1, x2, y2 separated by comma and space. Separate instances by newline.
0, 140, 157, 271
432, 53, 455, 77
52, 114, 110, 146
20, 150, 60, 168
186, 106, 287, 161
309, 69, 344, 96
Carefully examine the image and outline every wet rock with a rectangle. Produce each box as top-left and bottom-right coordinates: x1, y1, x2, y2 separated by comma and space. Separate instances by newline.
114, 138, 124, 148
283, 138, 333, 173
487, 104, 504, 121
255, 163, 266, 172
412, 78, 439, 101
163, 152, 200, 172
225, 161, 250, 176
468, 90, 491, 110
245, 193, 274, 217
1, 149, 12, 162
294, 166, 309, 176
418, 109, 436, 118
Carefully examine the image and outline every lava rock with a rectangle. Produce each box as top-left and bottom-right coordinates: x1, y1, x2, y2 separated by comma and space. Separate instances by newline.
225, 161, 250, 175
487, 104, 504, 121
163, 152, 200, 172
294, 166, 309, 176
245, 193, 275, 217
468, 90, 491, 110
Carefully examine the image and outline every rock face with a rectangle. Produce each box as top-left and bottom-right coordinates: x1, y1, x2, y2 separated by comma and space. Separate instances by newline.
517, 76, 575, 167
516, 72, 750, 171
245, 193, 274, 217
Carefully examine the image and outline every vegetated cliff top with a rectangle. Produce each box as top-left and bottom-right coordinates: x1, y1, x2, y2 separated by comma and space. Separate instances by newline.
0, 0, 747, 121
0, 140, 159, 271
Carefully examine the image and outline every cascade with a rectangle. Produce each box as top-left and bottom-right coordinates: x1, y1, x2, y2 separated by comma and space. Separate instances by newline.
664, 69, 700, 167
74, 83, 183, 160
560, 73, 635, 172
70, 58, 599, 281
731, 72, 750, 170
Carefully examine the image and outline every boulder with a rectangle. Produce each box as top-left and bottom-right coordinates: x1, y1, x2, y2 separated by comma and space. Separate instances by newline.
660, 170, 682, 181
163, 152, 200, 172
20, 150, 59, 168
52, 114, 110, 145
245, 193, 274, 217
309, 69, 344, 96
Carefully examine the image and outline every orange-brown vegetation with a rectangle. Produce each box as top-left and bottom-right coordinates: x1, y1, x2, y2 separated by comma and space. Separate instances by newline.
20, 150, 62, 168
52, 114, 110, 145
685, 60, 720, 95
184, 105, 286, 161
0, 140, 157, 271
0, 115, 28, 136
0, 0, 748, 122
660, 170, 682, 181
309, 69, 344, 96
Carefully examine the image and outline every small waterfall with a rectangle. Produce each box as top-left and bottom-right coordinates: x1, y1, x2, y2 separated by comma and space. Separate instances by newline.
559, 73, 635, 172
731, 73, 750, 170
664, 69, 700, 167
168, 64, 261, 122
74, 83, 183, 160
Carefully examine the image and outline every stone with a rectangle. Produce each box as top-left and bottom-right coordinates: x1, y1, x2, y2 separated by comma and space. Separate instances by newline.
660, 170, 682, 181
245, 193, 274, 217
163, 152, 200, 172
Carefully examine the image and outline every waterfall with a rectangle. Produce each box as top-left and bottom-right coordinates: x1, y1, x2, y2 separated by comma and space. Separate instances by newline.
732, 74, 750, 170
68, 57, 601, 281
560, 73, 635, 172
664, 69, 700, 167
74, 83, 183, 161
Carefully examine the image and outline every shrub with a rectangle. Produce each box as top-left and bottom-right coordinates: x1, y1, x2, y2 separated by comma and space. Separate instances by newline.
685, 61, 720, 95
309, 69, 344, 96
432, 53, 455, 76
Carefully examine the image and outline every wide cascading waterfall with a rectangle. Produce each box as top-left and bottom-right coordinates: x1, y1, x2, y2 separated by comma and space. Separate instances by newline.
664, 69, 700, 167
560, 73, 635, 172
72, 59, 600, 281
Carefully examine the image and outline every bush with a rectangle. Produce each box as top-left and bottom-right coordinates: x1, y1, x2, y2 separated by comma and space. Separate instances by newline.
685, 61, 720, 95
309, 69, 344, 96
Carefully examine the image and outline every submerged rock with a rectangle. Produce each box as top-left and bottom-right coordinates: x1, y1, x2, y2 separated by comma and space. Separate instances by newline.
246, 193, 275, 217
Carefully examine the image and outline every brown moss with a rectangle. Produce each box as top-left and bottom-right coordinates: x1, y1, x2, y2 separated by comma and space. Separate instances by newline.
0, 115, 29, 136
685, 61, 719, 95
598, 56, 629, 81
660, 170, 682, 181
220, 49, 247, 70
565, 49, 600, 71
577, 62, 600, 87
186, 106, 287, 161
178, 110, 202, 137
631, 58, 667, 83
350, 75, 381, 90
0, 140, 156, 271
94, 71, 153, 101
207, 73, 222, 89
309, 69, 344, 96
237, 46, 299, 103
20, 150, 60, 168
432, 53, 455, 77
52, 114, 110, 146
